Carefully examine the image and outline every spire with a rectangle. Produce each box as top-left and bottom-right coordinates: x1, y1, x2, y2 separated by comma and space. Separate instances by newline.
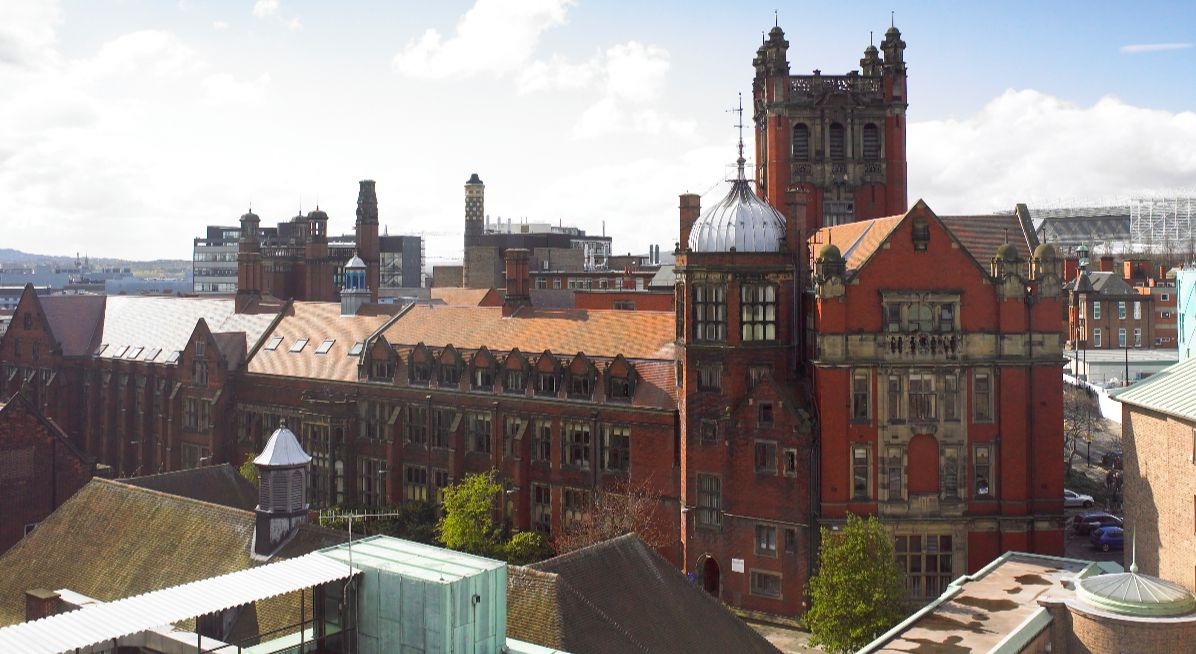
729, 93, 746, 180
1130, 528, 1139, 574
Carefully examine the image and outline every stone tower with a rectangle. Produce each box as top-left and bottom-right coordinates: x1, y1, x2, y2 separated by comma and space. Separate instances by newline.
753, 22, 908, 234
465, 173, 485, 242
355, 180, 380, 302
304, 208, 331, 300
235, 209, 262, 313
253, 422, 312, 558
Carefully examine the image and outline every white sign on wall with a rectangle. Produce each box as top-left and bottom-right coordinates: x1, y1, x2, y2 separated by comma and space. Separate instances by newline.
731, 558, 745, 573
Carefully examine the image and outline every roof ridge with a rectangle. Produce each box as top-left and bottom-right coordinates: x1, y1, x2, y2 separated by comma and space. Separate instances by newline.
98, 477, 256, 518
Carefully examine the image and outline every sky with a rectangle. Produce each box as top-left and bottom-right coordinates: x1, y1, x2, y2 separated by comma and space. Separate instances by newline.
1, 0, 1195, 263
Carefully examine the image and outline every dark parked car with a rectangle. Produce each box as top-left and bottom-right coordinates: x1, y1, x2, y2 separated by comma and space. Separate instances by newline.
1090, 526, 1124, 552
1072, 512, 1122, 535
1101, 450, 1123, 470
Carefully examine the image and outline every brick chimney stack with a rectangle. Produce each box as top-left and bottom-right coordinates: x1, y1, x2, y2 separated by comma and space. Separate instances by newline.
679, 194, 701, 252
1099, 255, 1114, 273
503, 248, 530, 317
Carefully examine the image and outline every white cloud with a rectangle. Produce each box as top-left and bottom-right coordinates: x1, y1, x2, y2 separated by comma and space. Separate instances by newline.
516, 54, 597, 94
83, 30, 199, 78
393, 0, 573, 78
252, 0, 279, 19
287, 17, 303, 31
212, 21, 229, 31
0, 0, 61, 69
566, 42, 694, 139
909, 89, 1196, 212
201, 72, 270, 106
1120, 42, 1193, 54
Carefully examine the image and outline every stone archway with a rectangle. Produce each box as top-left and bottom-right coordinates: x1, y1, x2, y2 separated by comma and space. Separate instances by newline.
697, 555, 721, 598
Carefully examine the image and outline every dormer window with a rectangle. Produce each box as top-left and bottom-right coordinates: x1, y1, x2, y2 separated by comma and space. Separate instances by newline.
474, 366, 494, 390
537, 371, 559, 396
409, 344, 433, 385
505, 368, 526, 394
606, 357, 637, 403
569, 373, 593, 399
439, 363, 461, 387
371, 358, 394, 381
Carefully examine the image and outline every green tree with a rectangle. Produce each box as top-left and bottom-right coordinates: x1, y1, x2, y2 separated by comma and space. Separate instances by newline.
238, 452, 259, 487
504, 530, 553, 565
437, 470, 503, 556
806, 514, 907, 654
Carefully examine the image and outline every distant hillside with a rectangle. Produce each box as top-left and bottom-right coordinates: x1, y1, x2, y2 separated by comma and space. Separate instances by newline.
0, 248, 190, 273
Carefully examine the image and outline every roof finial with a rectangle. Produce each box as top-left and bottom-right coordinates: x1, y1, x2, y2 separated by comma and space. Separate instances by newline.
1130, 528, 1139, 573
728, 92, 746, 180
870, 30, 874, 47
774, 9, 778, 27
891, 10, 895, 28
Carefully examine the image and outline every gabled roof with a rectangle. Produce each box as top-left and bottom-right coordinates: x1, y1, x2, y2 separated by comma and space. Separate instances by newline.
38, 295, 106, 357
1077, 271, 1135, 296
508, 534, 778, 654
1114, 356, 1196, 423
125, 464, 258, 511
96, 297, 278, 364
810, 205, 1041, 278
810, 215, 903, 273
0, 478, 344, 628
939, 210, 1039, 265
247, 302, 399, 382
381, 306, 675, 361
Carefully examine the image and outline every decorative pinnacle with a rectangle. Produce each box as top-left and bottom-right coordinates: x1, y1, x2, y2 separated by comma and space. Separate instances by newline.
1130, 528, 1138, 573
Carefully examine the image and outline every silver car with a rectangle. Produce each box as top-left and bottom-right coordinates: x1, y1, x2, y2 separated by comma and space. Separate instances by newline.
1064, 488, 1095, 508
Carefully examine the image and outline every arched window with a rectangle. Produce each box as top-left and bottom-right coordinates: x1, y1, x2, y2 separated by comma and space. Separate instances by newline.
862, 123, 880, 160
829, 122, 845, 160
792, 123, 810, 160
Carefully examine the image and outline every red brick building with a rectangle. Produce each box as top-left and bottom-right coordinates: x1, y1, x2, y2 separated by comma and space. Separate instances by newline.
0, 391, 96, 553
809, 201, 1066, 599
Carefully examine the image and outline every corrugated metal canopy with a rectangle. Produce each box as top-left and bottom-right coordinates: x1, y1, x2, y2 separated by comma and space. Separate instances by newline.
1113, 356, 1196, 422
0, 552, 357, 654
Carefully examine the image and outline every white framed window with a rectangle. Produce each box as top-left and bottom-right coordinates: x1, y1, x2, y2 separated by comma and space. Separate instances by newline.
852, 446, 870, 499
1118, 328, 1127, 348
755, 524, 777, 556
1092, 301, 1101, 320
1134, 328, 1142, 347
1093, 328, 1102, 348
1118, 301, 1127, 320
1134, 302, 1142, 320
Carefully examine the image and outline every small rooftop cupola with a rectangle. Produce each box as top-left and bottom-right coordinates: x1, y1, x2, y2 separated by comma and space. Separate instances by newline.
253, 422, 312, 559
1076, 531, 1196, 617
341, 252, 369, 316
992, 235, 1026, 299
687, 95, 786, 253
814, 242, 847, 299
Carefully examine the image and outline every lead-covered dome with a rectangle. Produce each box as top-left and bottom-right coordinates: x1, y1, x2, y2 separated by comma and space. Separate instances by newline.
688, 178, 786, 253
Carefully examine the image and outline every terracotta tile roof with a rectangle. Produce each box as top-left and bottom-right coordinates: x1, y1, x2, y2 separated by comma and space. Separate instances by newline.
382, 305, 676, 361
429, 287, 501, 306
248, 302, 399, 382
509, 534, 778, 654
39, 295, 105, 357
939, 213, 1039, 267
810, 215, 904, 273
125, 463, 258, 511
0, 478, 344, 635
96, 297, 278, 364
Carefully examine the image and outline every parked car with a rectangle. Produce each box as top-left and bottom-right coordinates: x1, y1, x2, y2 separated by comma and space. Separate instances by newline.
1072, 512, 1122, 535
1101, 450, 1123, 470
1064, 489, 1095, 508
1090, 526, 1124, 552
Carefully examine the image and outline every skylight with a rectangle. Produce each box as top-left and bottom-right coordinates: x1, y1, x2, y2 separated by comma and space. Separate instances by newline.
145, 348, 162, 362
315, 339, 335, 355
165, 351, 182, 364
289, 338, 309, 353
348, 341, 364, 357
94, 344, 108, 356
127, 346, 144, 359
113, 345, 129, 358
264, 336, 284, 351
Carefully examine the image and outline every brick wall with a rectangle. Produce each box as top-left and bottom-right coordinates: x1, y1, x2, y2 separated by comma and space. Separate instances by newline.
1123, 405, 1196, 591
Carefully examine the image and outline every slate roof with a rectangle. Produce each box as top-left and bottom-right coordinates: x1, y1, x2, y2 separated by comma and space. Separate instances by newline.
1068, 270, 1136, 296
647, 264, 675, 289
124, 464, 258, 511
508, 534, 778, 654
0, 479, 345, 633
255, 427, 312, 467
247, 301, 398, 382
1113, 356, 1196, 423
381, 305, 676, 361
38, 295, 106, 357
940, 211, 1039, 265
96, 296, 278, 364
